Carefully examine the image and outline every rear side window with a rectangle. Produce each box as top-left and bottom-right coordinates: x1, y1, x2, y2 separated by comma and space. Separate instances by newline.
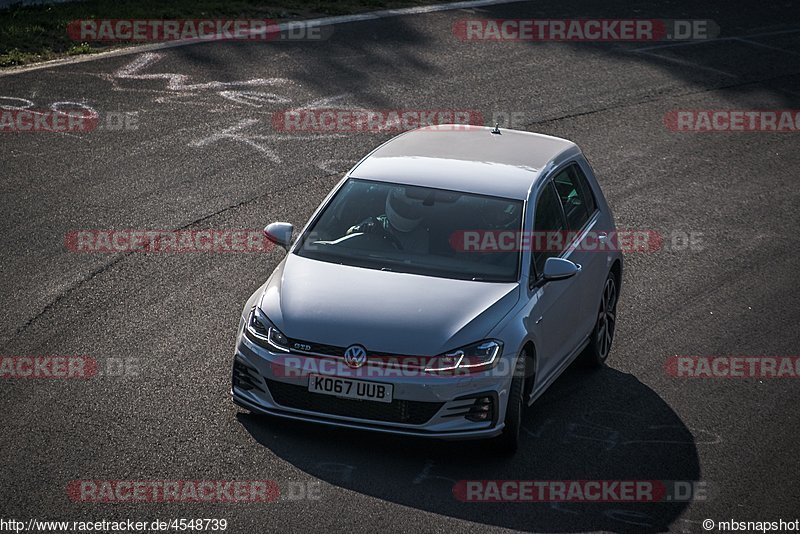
572, 164, 597, 215
532, 182, 566, 278
552, 164, 595, 231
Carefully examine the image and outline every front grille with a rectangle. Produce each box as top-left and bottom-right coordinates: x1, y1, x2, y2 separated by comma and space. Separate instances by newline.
283, 337, 431, 368
286, 338, 342, 357
233, 359, 265, 392
265, 379, 443, 425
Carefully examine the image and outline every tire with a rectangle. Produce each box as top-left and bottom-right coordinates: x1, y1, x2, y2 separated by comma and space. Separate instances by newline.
494, 352, 526, 454
582, 271, 619, 367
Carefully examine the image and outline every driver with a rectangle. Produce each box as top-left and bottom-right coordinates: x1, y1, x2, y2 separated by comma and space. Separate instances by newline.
346, 188, 430, 253
478, 198, 520, 232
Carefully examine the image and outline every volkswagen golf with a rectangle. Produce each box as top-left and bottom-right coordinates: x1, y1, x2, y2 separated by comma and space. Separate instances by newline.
232, 124, 622, 452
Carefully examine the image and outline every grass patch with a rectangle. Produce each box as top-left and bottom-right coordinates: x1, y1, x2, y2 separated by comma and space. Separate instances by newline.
0, 0, 434, 67
66, 41, 93, 55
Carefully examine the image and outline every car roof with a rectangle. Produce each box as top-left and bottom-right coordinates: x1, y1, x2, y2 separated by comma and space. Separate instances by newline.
349, 125, 580, 200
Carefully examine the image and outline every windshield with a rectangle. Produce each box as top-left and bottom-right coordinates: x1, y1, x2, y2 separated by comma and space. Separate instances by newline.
294, 178, 523, 282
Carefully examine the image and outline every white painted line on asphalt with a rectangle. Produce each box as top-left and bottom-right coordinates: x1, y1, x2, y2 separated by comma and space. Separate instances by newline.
631, 50, 738, 78
629, 27, 800, 52
734, 38, 800, 58
110, 51, 293, 92
626, 27, 800, 79
0, 0, 525, 77
188, 118, 346, 163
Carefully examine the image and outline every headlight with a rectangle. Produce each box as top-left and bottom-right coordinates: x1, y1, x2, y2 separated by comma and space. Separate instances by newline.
245, 306, 290, 352
424, 340, 503, 372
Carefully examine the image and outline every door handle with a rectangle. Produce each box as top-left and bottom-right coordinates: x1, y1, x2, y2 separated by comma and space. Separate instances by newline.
536, 316, 543, 324
598, 232, 608, 243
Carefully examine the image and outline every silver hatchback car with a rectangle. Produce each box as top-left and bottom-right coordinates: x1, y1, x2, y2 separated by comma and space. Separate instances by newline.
232, 125, 622, 452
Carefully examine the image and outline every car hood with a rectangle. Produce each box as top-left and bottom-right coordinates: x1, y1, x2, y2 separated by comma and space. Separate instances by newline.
258, 254, 520, 356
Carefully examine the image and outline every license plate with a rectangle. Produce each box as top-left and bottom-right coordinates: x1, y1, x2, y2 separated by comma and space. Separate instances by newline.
307, 375, 393, 403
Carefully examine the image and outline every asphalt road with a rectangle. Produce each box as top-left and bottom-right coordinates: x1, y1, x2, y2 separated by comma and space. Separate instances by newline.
1, 0, 799, 532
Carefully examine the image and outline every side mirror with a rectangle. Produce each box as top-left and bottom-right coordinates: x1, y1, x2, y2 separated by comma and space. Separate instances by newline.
543, 257, 581, 281
264, 222, 294, 251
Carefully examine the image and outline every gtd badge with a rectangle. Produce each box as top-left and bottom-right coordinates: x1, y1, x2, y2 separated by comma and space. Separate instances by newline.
343, 345, 368, 369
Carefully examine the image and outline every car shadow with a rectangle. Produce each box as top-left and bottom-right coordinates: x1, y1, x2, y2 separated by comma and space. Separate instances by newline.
237, 363, 702, 533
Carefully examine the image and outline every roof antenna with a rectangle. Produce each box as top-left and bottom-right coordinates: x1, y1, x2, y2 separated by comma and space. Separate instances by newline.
491, 122, 501, 135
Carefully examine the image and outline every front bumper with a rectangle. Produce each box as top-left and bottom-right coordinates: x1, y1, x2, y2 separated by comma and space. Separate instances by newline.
231, 327, 509, 440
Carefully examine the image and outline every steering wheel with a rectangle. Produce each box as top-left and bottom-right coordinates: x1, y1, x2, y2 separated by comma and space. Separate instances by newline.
330, 229, 404, 251
373, 224, 404, 250
346, 217, 404, 251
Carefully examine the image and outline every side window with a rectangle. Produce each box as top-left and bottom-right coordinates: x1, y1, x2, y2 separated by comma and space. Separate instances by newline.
552, 165, 590, 231
571, 164, 597, 215
532, 182, 566, 278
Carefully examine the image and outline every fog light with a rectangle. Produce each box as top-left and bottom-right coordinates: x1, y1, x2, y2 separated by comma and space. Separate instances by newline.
465, 396, 494, 422
232, 358, 264, 392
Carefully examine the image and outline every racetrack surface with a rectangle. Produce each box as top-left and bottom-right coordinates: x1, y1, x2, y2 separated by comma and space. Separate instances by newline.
1, 0, 799, 532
